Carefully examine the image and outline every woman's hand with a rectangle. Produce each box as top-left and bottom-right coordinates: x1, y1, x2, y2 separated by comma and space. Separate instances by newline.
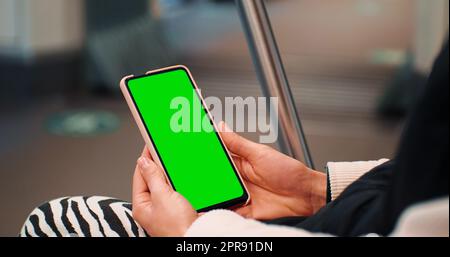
132, 148, 198, 237
218, 122, 327, 220
131, 120, 327, 235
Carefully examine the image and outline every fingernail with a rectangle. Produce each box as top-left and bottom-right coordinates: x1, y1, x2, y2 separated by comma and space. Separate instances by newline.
219, 121, 232, 132
218, 121, 225, 132
223, 122, 232, 132
138, 157, 151, 169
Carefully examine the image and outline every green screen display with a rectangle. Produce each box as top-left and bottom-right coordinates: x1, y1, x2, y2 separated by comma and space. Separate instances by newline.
127, 68, 245, 211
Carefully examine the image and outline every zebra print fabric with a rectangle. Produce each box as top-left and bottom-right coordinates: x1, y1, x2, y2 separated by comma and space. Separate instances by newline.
19, 196, 148, 237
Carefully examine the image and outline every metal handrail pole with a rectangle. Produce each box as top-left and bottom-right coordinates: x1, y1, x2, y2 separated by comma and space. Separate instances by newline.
235, 0, 314, 168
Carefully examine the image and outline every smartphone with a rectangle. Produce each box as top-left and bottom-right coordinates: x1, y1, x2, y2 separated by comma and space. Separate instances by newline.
120, 65, 249, 212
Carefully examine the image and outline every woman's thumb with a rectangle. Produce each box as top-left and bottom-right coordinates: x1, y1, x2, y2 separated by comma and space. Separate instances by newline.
138, 157, 170, 194
218, 121, 259, 159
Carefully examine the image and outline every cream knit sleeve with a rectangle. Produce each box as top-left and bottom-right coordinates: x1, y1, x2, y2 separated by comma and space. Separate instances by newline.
327, 159, 390, 201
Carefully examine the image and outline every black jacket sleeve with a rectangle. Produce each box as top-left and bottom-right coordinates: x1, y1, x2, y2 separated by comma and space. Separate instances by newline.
285, 40, 449, 236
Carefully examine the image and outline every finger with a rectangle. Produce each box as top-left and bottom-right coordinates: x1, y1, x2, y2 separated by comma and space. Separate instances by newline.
231, 155, 243, 172
218, 121, 260, 159
133, 147, 152, 202
231, 155, 251, 182
141, 145, 153, 160
235, 205, 252, 218
138, 156, 171, 195
132, 162, 152, 206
